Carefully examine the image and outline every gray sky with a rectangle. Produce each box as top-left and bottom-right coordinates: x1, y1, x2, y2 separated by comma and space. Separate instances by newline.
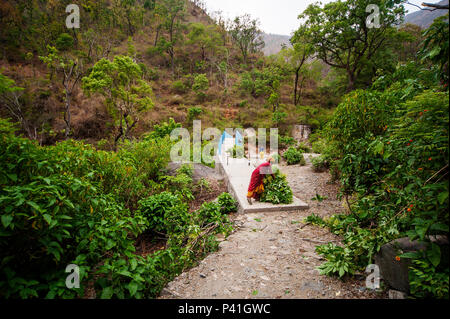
202, 0, 436, 35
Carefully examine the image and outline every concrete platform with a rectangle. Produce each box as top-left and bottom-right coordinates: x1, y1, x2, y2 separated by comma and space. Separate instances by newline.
216, 147, 309, 214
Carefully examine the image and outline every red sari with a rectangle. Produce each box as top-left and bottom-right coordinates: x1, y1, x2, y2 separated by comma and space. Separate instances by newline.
247, 162, 273, 199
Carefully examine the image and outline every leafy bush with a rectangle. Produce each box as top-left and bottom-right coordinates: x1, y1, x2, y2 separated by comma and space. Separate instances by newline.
138, 192, 189, 235
195, 202, 232, 233
311, 155, 329, 172
187, 106, 203, 121
172, 80, 188, 94
297, 142, 311, 153
283, 147, 306, 165
238, 67, 282, 98
192, 74, 209, 100
409, 258, 449, 299
217, 193, 238, 214
309, 74, 449, 298
278, 135, 296, 149
316, 243, 358, 278
272, 111, 287, 125
145, 118, 181, 140
260, 170, 293, 204
55, 33, 74, 51
0, 119, 233, 299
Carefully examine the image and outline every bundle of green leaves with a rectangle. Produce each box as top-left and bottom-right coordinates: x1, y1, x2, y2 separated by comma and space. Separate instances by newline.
260, 169, 294, 204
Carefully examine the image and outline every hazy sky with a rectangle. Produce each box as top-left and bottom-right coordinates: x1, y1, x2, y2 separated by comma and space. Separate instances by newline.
202, 0, 437, 35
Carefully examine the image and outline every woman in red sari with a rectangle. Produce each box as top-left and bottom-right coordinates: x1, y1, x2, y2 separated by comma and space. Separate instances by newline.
247, 156, 275, 205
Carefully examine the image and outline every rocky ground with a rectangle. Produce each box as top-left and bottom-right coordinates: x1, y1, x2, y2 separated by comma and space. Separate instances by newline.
160, 155, 387, 299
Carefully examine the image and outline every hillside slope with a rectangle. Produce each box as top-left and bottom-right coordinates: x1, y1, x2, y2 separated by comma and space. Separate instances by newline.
405, 0, 449, 28
262, 33, 292, 56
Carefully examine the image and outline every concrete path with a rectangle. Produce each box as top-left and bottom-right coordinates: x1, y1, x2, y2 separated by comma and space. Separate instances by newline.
217, 138, 309, 214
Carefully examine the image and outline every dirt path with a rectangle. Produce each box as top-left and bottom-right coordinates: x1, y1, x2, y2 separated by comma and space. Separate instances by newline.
160, 155, 384, 299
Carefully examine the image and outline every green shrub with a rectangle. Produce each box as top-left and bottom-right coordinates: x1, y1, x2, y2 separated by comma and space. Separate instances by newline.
311, 138, 327, 154
272, 111, 287, 125
55, 33, 74, 51
187, 107, 203, 121
192, 74, 209, 100
260, 170, 293, 204
278, 135, 296, 149
217, 193, 238, 214
283, 147, 306, 165
297, 142, 311, 153
138, 192, 189, 234
311, 155, 328, 172
316, 243, 358, 278
196, 202, 231, 231
172, 80, 188, 94
0, 118, 234, 299
409, 259, 449, 299
145, 118, 181, 140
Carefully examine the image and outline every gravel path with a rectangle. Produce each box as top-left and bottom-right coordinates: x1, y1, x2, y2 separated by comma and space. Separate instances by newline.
160, 157, 384, 299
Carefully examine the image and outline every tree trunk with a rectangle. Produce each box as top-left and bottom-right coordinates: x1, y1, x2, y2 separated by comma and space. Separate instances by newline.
347, 71, 356, 92
64, 92, 71, 139
294, 66, 300, 105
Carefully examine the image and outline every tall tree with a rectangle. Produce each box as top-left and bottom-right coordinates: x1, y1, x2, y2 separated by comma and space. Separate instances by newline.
287, 32, 315, 105
0, 72, 38, 140
229, 14, 265, 64
155, 0, 186, 76
296, 0, 405, 90
82, 55, 154, 147
40, 45, 84, 139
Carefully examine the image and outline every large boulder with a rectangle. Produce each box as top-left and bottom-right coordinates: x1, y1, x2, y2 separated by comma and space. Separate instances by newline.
375, 236, 449, 293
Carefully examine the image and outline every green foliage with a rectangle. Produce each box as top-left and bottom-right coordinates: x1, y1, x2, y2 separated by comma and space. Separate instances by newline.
187, 106, 203, 121
296, 0, 405, 89
55, 33, 74, 51
272, 110, 287, 125
145, 118, 181, 140
260, 170, 293, 204
196, 202, 232, 233
217, 193, 238, 214
311, 155, 329, 172
310, 63, 449, 298
409, 258, 449, 299
238, 67, 282, 98
316, 243, 358, 278
82, 55, 153, 143
192, 74, 209, 100
138, 192, 189, 234
0, 118, 234, 299
229, 14, 264, 63
419, 14, 449, 84
297, 142, 311, 153
172, 80, 188, 94
283, 147, 305, 165
158, 168, 195, 203
278, 135, 296, 149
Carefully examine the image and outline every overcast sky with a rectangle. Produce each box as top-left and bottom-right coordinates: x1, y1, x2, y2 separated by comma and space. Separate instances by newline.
202, 0, 439, 35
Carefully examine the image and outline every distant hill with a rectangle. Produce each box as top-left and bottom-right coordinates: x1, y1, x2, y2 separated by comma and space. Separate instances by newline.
262, 33, 292, 56
404, 0, 449, 28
